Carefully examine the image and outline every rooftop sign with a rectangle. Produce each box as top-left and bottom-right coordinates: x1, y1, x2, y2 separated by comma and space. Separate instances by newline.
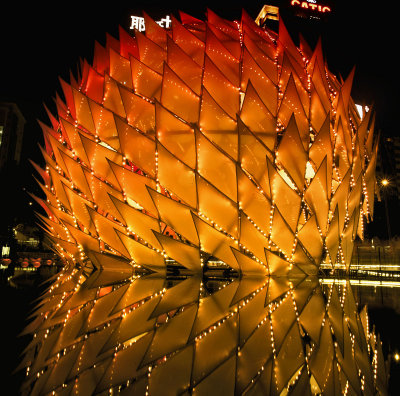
129, 15, 172, 32
290, 0, 332, 16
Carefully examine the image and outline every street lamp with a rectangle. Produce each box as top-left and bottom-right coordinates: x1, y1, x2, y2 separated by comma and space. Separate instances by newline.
380, 178, 391, 241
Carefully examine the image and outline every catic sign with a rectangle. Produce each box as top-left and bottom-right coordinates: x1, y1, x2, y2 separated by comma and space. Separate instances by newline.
130, 15, 172, 32
290, 0, 331, 14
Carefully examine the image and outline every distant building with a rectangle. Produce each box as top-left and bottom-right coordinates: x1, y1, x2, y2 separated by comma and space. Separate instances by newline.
376, 135, 400, 199
0, 102, 25, 171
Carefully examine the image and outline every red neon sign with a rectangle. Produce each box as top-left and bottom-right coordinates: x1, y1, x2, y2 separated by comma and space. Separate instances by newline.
291, 0, 331, 13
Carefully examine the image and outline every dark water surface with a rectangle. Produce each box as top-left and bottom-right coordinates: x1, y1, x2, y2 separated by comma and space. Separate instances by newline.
2, 269, 400, 395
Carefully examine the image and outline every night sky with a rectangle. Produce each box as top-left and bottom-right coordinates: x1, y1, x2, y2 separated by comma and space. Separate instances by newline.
0, 1, 397, 178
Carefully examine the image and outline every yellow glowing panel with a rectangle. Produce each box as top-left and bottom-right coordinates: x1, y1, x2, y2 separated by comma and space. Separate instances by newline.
239, 212, 269, 262
236, 319, 272, 393
364, 142, 378, 218
148, 346, 193, 396
304, 157, 329, 236
119, 85, 155, 135
47, 166, 72, 212
103, 75, 127, 117
59, 118, 90, 165
135, 30, 166, 74
193, 355, 236, 396
203, 56, 239, 119
72, 88, 95, 134
109, 195, 161, 250
131, 56, 162, 100
63, 183, 96, 234
278, 21, 305, 78
197, 130, 237, 201
115, 117, 156, 177
190, 280, 239, 338
310, 88, 328, 136
330, 168, 351, 235
109, 48, 133, 89
243, 34, 277, 84
111, 276, 165, 313
193, 315, 238, 384
115, 229, 165, 272
278, 75, 309, 148
238, 285, 268, 344
59, 151, 92, 199
309, 59, 331, 113
205, 28, 240, 87
276, 115, 307, 191
43, 132, 69, 175
105, 297, 159, 350
161, 63, 200, 124
87, 207, 130, 257
297, 215, 323, 264
299, 289, 326, 344
270, 206, 296, 257
143, 12, 168, 49
335, 117, 351, 179
192, 215, 238, 270
274, 325, 305, 394
357, 107, 373, 156
270, 295, 297, 353
151, 277, 200, 318
157, 143, 197, 208
50, 306, 90, 356
240, 81, 276, 151
142, 305, 197, 365
241, 47, 277, 115
268, 158, 301, 233
238, 168, 271, 235
265, 250, 290, 276
108, 160, 157, 215
199, 89, 238, 160
88, 100, 119, 150
325, 207, 340, 264
156, 102, 196, 169
79, 132, 123, 187
198, 175, 238, 237
232, 248, 268, 276
148, 188, 199, 245
309, 114, 333, 193
171, 16, 205, 66
96, 333, 153, 392
154, 232, 201, 273
167, 36, 202, 95
238, 119, 272, 197
83, 169, 124, 222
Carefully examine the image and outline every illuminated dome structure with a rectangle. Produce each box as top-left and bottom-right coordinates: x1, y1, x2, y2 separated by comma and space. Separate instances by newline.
19, 8, 383, 395
31, 9, 377, 277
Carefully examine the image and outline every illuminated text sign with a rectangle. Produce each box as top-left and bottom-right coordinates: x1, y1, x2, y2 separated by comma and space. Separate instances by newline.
290, 0, 331, 14
130, 15, 172, 32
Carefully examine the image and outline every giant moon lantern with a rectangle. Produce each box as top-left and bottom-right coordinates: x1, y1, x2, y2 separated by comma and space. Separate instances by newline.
32, 10, 377, 277
20, 9, 383, 396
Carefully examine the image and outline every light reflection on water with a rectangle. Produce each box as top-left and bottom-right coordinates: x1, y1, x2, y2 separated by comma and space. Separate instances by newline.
18, 269, 390, 395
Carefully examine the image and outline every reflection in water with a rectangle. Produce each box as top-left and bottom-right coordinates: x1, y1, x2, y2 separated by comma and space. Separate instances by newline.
18, 269, 388, 395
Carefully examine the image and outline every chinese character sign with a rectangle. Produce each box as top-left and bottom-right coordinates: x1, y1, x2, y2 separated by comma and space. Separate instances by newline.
130, 15, 171, 32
